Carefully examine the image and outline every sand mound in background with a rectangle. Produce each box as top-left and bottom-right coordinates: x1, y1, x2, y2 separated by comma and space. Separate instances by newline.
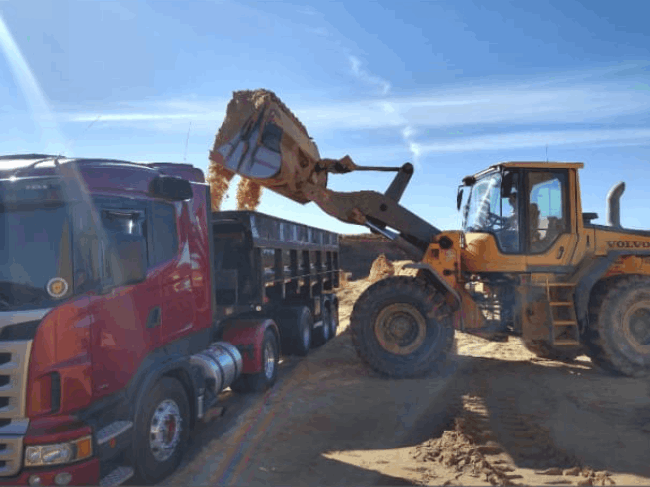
368, 254, 396, 283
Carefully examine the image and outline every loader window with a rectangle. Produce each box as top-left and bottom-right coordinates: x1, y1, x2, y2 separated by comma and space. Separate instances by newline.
527, 171, 568, 253
462, 171, 521, 253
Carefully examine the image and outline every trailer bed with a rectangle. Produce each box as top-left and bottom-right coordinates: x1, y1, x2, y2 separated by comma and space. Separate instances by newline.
212, 211, 340, 317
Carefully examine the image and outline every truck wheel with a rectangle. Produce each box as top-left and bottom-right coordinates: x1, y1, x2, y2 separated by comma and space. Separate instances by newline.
230, 329, 279, 393
277, 306, 313, 356
330, 297, 339, 336
523, 340, 582, 361
585, 276, 650, 377
350, 276, 455, 378
133, 377, 191, 485
313, 304, 332, 347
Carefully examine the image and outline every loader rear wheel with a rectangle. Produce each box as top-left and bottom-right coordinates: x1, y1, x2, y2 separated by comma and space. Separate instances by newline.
523, 340, 582, 362
350, 276, 455, 378
586, 276, 650, 377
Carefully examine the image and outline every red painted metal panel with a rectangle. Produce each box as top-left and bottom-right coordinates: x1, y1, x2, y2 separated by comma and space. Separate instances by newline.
221, 318, 278, 374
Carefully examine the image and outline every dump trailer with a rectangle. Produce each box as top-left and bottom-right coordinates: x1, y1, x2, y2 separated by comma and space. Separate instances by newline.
212, 210, 340, 357
210, 89, 650, 380
0, 155, 339, 486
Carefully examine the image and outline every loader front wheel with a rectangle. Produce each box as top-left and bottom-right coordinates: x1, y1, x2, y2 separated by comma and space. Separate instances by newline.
350, 276, 455, 378
586, 276, 650, 377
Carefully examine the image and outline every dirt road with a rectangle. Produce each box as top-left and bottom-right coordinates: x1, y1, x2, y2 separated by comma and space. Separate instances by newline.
165, 274, 650, 486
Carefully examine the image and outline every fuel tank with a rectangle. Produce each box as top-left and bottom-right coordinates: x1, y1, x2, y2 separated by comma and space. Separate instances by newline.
189, 342, 243, 394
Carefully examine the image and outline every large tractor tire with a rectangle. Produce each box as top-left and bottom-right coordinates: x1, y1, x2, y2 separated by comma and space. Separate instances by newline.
350, 276, 455, 378
523, 340, 583, 362
586, 276, 650, 377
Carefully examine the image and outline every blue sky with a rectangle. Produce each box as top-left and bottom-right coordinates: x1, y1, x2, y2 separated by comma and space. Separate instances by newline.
0, 0, 649, 234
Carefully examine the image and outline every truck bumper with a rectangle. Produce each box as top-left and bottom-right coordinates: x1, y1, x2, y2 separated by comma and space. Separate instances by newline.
0, 458, 100, 486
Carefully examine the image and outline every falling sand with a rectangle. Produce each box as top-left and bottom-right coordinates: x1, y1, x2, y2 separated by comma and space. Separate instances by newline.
236, 178, 263, 211
208, 89, 291, 212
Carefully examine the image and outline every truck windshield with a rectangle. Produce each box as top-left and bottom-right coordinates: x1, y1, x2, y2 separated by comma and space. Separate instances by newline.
0, 205, 73, 310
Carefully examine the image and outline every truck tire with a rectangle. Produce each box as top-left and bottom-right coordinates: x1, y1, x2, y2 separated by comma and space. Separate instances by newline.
523, 340, 582, 361
330, 297, 339, 336
585, 276, 650, 377
133, 377, 191, 485
313, 304, 332, 347
277, 306, 313, 356
350, 276, 455, 378
230, 329, 279, 393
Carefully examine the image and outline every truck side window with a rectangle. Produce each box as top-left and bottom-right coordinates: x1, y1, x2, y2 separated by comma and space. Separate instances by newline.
151, 202, 178, 266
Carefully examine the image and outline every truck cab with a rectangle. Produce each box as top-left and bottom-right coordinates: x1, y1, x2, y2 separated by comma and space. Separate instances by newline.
0, 155, 340, 486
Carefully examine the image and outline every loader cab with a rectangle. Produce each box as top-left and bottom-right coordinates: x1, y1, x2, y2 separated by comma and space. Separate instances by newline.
459, 163, 573, 259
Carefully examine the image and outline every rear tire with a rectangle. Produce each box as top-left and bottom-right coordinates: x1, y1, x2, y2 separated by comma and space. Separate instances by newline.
585, 276, 650, 377
350, 276, 455, 378
230, 329, 279, 393
276, 306, 313, 356
523, 340, 582, 361
313, 304, 332, 347
133, 377, 191, 485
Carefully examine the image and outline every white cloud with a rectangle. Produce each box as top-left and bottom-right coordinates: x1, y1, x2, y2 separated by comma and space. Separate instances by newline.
347, 55, 391, 96
414, 128, 650, 154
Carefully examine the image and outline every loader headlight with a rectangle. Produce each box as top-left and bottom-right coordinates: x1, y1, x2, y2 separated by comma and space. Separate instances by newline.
24, 436, 93, 467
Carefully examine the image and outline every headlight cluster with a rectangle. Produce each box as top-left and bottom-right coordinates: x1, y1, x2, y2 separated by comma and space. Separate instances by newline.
24, 436, 93, 467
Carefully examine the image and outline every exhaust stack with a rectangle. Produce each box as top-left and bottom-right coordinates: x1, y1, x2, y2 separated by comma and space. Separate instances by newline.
607, 181, 625, 228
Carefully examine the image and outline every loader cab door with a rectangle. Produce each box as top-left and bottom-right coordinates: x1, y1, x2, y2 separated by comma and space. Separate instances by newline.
523, 169, 577, 270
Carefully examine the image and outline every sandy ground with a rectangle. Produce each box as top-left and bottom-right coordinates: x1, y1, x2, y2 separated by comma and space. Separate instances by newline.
165, 264, 650, 487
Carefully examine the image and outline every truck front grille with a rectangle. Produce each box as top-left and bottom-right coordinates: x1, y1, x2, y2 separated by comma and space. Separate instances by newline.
0, 341, 32, 477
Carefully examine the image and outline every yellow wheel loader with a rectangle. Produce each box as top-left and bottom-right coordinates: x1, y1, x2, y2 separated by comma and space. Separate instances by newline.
210, 90, 650, 378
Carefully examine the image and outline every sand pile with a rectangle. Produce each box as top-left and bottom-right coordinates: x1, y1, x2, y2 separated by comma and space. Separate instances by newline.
368, 254, 395, 283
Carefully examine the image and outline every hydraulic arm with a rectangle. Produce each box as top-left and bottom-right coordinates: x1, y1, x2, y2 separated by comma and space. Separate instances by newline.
209, 89, 439, 260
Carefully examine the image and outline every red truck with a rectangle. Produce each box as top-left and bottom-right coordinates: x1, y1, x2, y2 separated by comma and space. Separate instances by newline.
0, 154, 340, 486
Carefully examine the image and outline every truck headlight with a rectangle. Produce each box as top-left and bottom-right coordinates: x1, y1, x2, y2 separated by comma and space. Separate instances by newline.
24, 436, 93, 467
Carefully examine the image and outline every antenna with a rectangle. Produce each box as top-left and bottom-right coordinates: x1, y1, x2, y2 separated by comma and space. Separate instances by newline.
546, 144, 548, 162
67, 115, 102, 156
183, 121, 192, 163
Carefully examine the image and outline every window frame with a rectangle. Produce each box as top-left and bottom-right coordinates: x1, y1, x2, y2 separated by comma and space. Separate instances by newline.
524, 169, 570, 255
148, 200, 179, 268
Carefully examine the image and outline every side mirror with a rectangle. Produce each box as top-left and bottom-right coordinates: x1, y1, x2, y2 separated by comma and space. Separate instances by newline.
106, 234, 147, 288
150, 175, 193, 201
456, 187, 464, 211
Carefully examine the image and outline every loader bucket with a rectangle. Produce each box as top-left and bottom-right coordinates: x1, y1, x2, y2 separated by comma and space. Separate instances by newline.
210, 89, 327, 205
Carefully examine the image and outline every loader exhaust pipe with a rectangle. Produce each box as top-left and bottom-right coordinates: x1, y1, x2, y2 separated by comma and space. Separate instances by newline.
607, 181, 625, 228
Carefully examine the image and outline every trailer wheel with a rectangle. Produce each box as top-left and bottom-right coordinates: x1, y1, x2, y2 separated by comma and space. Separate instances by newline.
133, 377, 191, 485
230, 329, 279, 393
277, 306, 313, 356
330, 297, 339, 336
351, 276, 455, 378
313, 304, 332, 347
585, 276, 650, 377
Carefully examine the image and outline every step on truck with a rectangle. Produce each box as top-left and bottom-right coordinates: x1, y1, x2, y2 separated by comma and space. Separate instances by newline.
0, 155, 340, 486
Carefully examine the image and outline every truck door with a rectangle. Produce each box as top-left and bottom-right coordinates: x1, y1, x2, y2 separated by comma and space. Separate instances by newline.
524, 169, 577, 270
158, 201, 196, 342
89, 201, 162, 399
